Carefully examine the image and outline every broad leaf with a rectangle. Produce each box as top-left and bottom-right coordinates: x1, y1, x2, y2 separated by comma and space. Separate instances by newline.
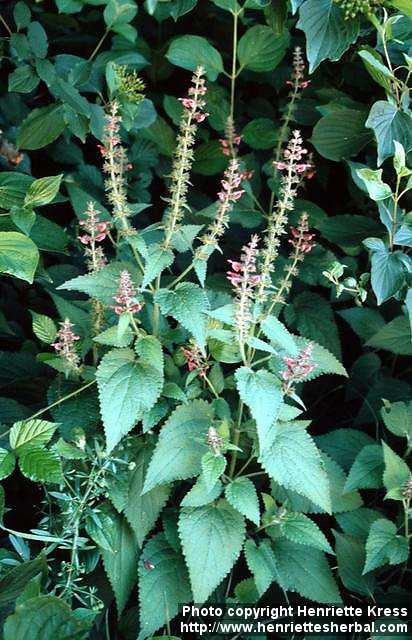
366, 101, 412, 166
166, 35, 224, 80
18, 446, 63, 484
364, 519, 409, 574
138, 533, 191, 640
0, 232, 39, 284
235, 366, 283, 452
143, 400, 213, 493
9, 419, 57, 452
225, 477, 260, 525
237, 25, 289, 72
155, 283, 209, 350
312, 109, 371, 161
344, 445, 384, 492
244, 539, 279, 596
179, 499, 246, 602
279, 513, 334, 554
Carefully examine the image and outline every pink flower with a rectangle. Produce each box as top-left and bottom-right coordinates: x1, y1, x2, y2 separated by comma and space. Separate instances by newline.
111, 270, 143, 315
282, 342, 316, 391
52, 319, 81, 371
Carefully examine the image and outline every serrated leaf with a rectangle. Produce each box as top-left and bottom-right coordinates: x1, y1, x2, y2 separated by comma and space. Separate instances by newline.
155, 283, 209, 350
138, 533, 191, 640
3, 595, 91, 640
18, 446, 62, 483
280, 513, 334, 554
382, 442, 410, 500
334, 532, 376, 597
201, 452, 226, 491
225, 477, 260, 525
125, 445, 170, 547
9, 419, 57, 451
364, 519, 409, 574
143, 400, 213, 493
260, 316, 298, 355
235, 367, 283, 453
179, 499, 246, 602
90, 504, 138, 615
60, 262, 141, 306
97, 338, 163, 452
0, 556, 47, 616
272, 539, 342, 603
297, 338, 347, 380
142, 244, 174, 288
181, 476, 223, 507
259, 421, 331, 512
381, 400, 412, 440
345, 445, 384, 492
244, 538, 279, 597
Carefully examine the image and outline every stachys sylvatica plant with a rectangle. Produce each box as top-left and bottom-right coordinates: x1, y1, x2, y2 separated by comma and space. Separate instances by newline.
0, 0, 411, 638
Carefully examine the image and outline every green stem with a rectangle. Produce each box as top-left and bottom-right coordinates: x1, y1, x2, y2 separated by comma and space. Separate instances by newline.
228, 401, 243, 478
229, 9, 240, 122
29, 380, 96, 421
204, 375, 219, 399
88, 28, 109, 61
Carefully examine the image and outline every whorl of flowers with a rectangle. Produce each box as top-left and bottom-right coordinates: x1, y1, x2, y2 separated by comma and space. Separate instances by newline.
111, 270, 142, 315
196, 158, 247, 259
182, 340, 209, 378
78, 202, 110, 272
207, 426, 223, 456
227, 235, 261, 358
403, 477, 412, 501
282, 342, 316, 394
163, 66, 208, 249
52, 319, 81, 372
287, 46, 310, 92
272, 212, 316, 307
220, 117, 242, 158
98, 102, 133, 232
257, 131, 312, 304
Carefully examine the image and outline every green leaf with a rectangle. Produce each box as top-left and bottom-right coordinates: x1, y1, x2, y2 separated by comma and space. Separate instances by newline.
0, 556, 47, 616
179, 499, 246, 602
389, 0, 412, 18
363, 241, 405, 306
142, 244, 174, 288
297, 0, 359, 72
201, 452, 226, 491
31, 312, 57, 345
312, 109, 371, 161
166, 35, 224, 81
296, 338, 347, 380
8, 65, 39, 93
285, 292, 341, 358
366, 101, 412, 166
24, 175, 62, 208
27, 22, 48, 58
13, 2, 31, 29
237, 25, 289, 72
104, 0, 137, 26
155, 283, 209, 350
96, 338, 164, 452
138, 533, 191, 640
181, 475, 223, 507
0, 173, 34, 210
9, 419, 57, 451
259, 421, 331, 512
89, 504, 138, 615
356, 168, 392, 201
18, 446, 63, 484
242, 118, 278, 150
358, 47, 393, 92
3, 595, 92, 640
366, 315, 412, 355
260, 315, 298, 355
225, 477, 260, 525
345, 445, 384, 492
0, 232, 39, 284
60, 262, 141, 306
235, 367, 283, 453
143, 400, 213, 493
17, 105, 66, 150
0, 448, 16, 480
272, 539, 341, 603
381, 400, 412, 440
338, 307, 385, 342
124, 444, 170, 547
382, 442, 410, 500
280, 512, 334, 554
364, 519, 409, 574
334, 532, 376, 597
244, 539, 279, 596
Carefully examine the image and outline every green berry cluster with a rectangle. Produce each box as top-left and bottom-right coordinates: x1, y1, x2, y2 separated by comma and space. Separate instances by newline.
333, 0, 385, 19
114, 65, 145, 104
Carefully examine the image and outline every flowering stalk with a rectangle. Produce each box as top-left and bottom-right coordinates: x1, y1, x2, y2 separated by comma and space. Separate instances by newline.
52, 319, 81, 373
163, 66, 208, 249
269, 47, 310, 214
281, 342, 316, 395
257, 131, 312, 306
98, 102, 133, 236
227, 235, 261, 362
219, 116, 242, 159
111, 269, 143, 316
78, 201, 110, 273
270, 212, 316, 309
196, 158, 246, 259
182, 340, 209, 378
207, 426, 223, 456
